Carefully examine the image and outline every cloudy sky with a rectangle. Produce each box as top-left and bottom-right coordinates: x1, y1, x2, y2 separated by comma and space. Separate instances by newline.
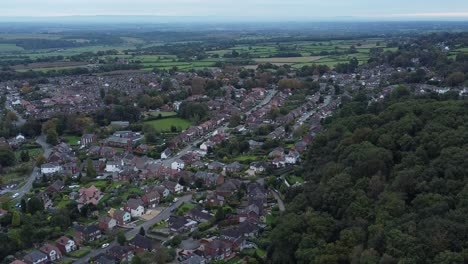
1, 0, 468, 20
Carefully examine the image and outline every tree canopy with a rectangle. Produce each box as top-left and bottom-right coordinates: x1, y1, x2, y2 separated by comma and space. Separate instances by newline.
267, 95, 468, 264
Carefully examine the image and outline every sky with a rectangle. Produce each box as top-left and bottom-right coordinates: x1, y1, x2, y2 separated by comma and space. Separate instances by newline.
1, 0, 468, 20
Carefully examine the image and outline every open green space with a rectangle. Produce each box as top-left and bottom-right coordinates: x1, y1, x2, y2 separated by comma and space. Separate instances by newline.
144, 118, 191, 132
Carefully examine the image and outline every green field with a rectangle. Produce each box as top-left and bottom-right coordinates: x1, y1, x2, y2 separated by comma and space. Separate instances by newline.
0, 44, 24, 53
3, 35, 389, 72
144, 118, 191, 132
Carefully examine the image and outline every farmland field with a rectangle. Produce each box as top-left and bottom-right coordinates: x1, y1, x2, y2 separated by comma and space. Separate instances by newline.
254, 56, 324, 64
0, 44, 24, 53
144, 118, 191, 132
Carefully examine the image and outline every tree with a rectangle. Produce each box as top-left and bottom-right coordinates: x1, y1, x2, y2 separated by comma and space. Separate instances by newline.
46, 128, 59, 145
36, 154, 46, 167
117, 231, 126, 245
0, 148, 16, 167
131, 255, 143, 264
228, 114, 242, 128
86, 158, 96, 179
161, 78, 173, 91
215, 207, 225, 222
139, 227, 146, 236
20, 198, 27, 213
446, 72, 465, 87
20, 150, 30, 162
27, 196, 44, 214
11, 211, 20, 227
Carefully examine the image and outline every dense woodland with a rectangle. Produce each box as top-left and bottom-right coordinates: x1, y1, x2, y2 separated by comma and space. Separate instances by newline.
266, 91, 468, 263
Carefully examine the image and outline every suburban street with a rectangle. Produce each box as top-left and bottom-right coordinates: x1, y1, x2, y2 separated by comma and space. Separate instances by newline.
74, 194, 192, 264
1, 135, 53, 200
162, 89, 278, 168
5, 96, 26, 127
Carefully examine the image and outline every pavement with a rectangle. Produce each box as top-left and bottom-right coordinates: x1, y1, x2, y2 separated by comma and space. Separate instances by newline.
74, 194, 192, 264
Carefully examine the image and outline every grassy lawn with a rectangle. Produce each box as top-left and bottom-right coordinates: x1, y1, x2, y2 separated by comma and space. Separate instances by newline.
64, 135, 81, 145
285, 175, 304, 185
266, 214, 275, 225
57, 199, 70, 209
67, 249, 90, 258
176, 202, 196, 215
144, 118, 191, 132
235, 155, 259, 162
86, 180, 109, 189
14, 147, 43, 160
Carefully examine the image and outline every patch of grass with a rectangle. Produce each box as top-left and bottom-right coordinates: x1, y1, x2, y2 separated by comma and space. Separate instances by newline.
67, 249, 90, 258
177, 202, 196, 215
144, 118, 191, 133
63, 135, 81, 145
235, 155, 259, 162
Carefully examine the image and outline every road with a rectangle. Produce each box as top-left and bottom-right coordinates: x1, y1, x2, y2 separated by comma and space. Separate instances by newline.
74, 194, 192, 264
292, 95, 332, 131
1, 135, 53, 200
5, 97, 26, 127
272, 190, 285, 212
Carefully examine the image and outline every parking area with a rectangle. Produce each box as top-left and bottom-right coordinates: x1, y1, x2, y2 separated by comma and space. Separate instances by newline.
140, 208, 162, 221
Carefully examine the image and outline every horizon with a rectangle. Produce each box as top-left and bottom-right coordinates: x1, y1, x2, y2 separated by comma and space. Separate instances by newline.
1, 0, 468, 22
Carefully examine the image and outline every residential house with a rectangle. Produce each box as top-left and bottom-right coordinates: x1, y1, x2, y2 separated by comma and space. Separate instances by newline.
160, 148, 172, 159
206, 193, 225, 207
105, 160, 123, 173
111, 209, 131, 226
55, 236, 77, 254
208, 161, 225, 171
141, 191, 160, 208
237, 204, 260, 224
224, 162, 243, 173
128, 234, 155, 253
168, 216, 197, 233
77, 185, 102, 206
98, 216, 117, 231
10, 260, 27, 264
94, 253, 118, 264
187, 208, 213, 223
285, 150, 300, 164
39, 244, 62, 262
151, 186, 170, 198
23, 250, 48, 264
40, 163, 62, 175
81, 134, 97, 147
194, 171, 224, 186
203, 239, 233, 261
135, 144, 153, 154
46, 180, 64, 193
216, 179, 242, 197
106, 245, 134, 263
74, 224, 102, 245
180, 255, 206, 264
163, 180, 183, 194
125, 198, 145, 218
247, 162, 267, 176
171, 159, 185, 171
200, 141, 215, 152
